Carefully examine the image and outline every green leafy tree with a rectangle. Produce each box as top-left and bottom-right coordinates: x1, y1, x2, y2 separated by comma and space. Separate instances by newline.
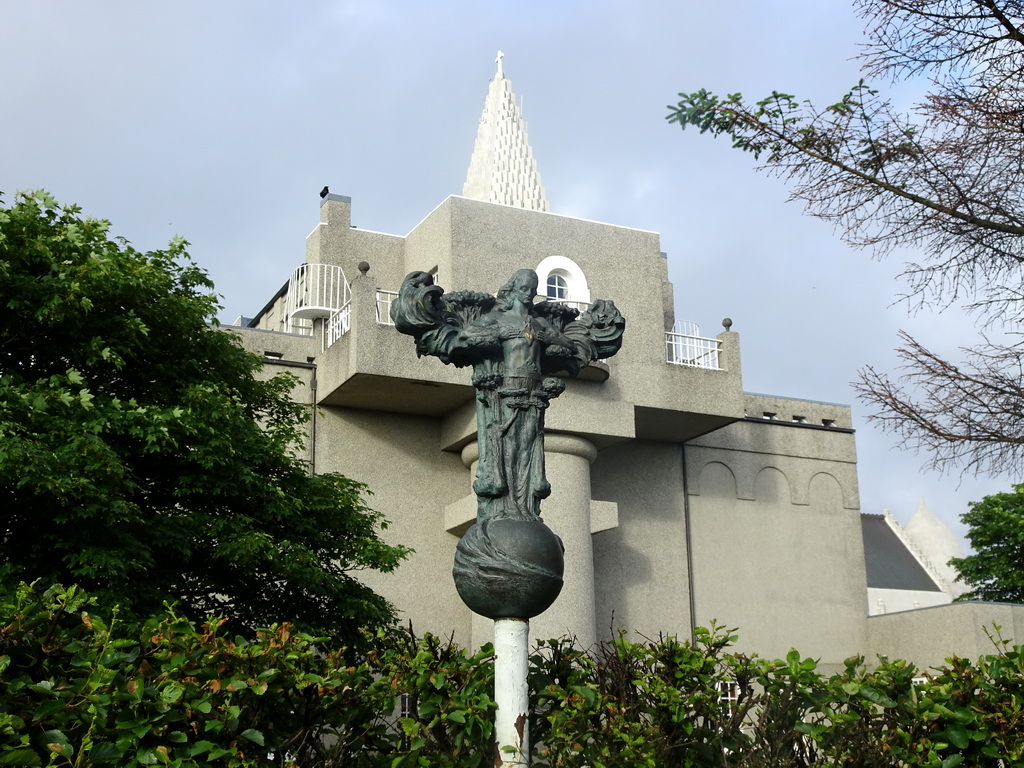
667, 0, 1024, 477
951, 484, 1024, 602
0, 191, 407, 644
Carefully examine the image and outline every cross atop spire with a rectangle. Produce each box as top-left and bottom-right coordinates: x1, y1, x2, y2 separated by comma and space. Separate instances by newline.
462, 52, 549, 211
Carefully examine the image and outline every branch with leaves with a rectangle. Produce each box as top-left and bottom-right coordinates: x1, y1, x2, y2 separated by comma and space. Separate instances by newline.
667, 0, 1024, 479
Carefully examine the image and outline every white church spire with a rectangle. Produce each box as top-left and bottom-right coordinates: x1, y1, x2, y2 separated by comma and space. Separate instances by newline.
904, 498, 969, 598
462, 52, 549, 211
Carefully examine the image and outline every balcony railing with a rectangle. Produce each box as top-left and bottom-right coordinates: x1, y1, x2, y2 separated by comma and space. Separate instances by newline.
544, 298, 591, 313
375, 289, 398, 325
287, 263, 350, 320
666, 331, 722, 369
327, 288, 722, 371
324, 301, 351, 350
373, 291, 589, 327
288, 317, 314, 336
322, 289, 397, 351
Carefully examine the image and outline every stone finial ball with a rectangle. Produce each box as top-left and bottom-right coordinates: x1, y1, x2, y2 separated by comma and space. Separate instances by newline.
722, 317, 733, 331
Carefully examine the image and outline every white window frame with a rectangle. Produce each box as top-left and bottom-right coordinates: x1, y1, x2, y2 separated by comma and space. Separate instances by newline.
546, 272, 569, 300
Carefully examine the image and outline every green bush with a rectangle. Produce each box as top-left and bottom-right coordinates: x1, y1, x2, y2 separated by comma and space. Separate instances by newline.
0, 582, 391, 767
4, 582, 1024, 767
530, 627, 1024, 767
0, 583, 498, 767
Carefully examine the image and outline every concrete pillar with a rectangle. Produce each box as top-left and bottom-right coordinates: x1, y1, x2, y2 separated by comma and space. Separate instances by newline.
461, 443, 492, 651
533, 434, 597, 647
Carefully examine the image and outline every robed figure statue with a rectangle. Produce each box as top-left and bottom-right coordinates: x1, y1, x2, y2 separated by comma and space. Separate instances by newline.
391, 268, 625, 620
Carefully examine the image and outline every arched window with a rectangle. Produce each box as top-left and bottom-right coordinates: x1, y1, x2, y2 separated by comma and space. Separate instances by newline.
546, 272, 569, 300
535, 256, 590, 309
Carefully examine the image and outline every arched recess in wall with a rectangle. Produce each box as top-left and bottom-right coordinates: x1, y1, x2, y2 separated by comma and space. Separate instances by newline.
535, 255, 591, 307
754, 466, 792, 507
808, 471, 849, 512
696, 460, 738, 500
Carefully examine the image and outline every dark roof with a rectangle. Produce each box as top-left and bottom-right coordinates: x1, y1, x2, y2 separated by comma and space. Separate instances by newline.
861, 514, 942, 592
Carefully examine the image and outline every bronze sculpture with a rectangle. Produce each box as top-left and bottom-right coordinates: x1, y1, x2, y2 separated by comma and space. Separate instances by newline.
391, 268, 624, 619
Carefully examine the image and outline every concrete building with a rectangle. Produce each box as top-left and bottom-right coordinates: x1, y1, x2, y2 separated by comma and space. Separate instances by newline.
231, 58, 1023, 670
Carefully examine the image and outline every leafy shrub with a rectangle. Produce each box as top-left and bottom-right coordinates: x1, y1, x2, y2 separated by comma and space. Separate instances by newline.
0, 582, 392, 767
4, 582, 1024, 767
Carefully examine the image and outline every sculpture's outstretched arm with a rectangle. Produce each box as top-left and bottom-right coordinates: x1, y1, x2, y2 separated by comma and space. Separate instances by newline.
391, 271, 500, 366
547, 299, 625, 375
579, 299, 626, 360
390, 271, 444, 336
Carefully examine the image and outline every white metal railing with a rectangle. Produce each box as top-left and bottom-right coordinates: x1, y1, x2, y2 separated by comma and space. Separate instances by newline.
674, 319, 700, 337
324, 301, 351, 350
375, 289, 398, 325
544, 298, 591, 313
287, 263, 350, 320
666, 331, 722, 369
288, 317, 314, 336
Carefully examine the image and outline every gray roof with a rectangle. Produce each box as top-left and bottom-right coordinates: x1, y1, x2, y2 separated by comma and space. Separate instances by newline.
861, 514, 942, 592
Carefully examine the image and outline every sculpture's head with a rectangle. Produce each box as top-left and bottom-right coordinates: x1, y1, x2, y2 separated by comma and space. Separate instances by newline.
497, 269, 538, 310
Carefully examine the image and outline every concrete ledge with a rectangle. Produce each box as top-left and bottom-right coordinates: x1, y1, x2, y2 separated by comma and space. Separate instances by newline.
445, 494, 476, 536
868, 600, 1024, 668
591, 500, 618, 534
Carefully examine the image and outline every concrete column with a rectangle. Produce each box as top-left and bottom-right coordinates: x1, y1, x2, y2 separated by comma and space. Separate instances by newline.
533, 434, 598, 647
461, 443, 494, 651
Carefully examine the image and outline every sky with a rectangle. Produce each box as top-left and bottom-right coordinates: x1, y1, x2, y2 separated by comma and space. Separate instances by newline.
2, 0, 1015, 549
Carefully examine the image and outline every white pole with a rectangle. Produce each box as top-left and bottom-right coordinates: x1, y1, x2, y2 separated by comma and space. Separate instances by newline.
493, 618, 530, 766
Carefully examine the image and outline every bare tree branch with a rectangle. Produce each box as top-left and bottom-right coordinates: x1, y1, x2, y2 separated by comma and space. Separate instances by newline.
854, 331, 1024, 475
668, 0, 1024, 477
